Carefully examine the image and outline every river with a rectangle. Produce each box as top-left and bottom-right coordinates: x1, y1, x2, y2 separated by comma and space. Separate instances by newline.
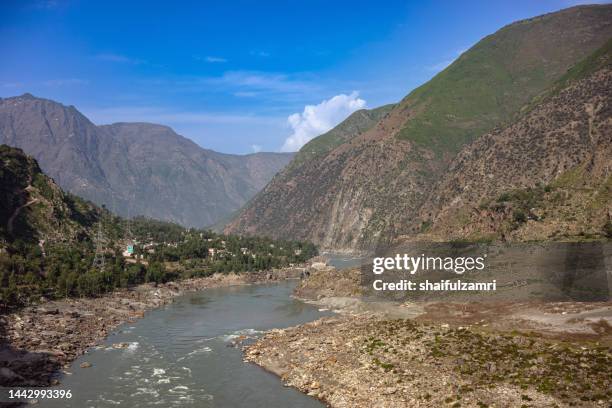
324, 253, 364, 269
40, 281, 332, 408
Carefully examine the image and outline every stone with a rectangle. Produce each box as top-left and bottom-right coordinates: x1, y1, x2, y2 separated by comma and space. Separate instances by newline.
112, 342, 129, 349
0, 367, 24, 382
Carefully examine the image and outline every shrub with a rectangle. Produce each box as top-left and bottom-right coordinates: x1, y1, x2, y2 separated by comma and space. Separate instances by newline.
513, 209, 527, 224
603, 220, 612, 238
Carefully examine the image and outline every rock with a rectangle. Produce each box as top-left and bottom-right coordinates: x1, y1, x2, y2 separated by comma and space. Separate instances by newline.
112, 342, 129, 349
310, 262, 328, 271
0, 367, 24, 382
382, 387, 397, 395
79, 362, 92, 368
38, 307, 60, 315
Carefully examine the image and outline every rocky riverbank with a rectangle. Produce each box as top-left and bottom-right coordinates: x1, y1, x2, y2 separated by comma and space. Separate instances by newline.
244, 314, 612, 407
0, 267, 305, 387
244, 267, 612, 407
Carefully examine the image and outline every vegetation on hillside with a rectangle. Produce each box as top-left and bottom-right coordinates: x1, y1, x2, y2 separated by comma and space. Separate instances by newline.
397, 7, 612, 156
0, 145, 317, 311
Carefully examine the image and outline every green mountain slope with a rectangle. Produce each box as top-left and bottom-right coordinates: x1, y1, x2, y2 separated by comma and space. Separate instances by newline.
0, 144, 99, 245
396, 4, 612, 156
225, 5, 612, 252
414, 40, 612, 242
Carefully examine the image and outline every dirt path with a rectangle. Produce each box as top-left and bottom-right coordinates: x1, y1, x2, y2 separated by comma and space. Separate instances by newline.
7, 192, 38, 234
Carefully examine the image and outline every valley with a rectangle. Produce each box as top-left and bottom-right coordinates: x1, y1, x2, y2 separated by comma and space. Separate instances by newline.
1, 3, 611, 407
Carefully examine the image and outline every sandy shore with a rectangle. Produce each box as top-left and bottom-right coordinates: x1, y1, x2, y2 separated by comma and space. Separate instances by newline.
0, 267, 304, 387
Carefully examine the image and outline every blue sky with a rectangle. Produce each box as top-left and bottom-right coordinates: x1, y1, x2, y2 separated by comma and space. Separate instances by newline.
0, 0, 602, 154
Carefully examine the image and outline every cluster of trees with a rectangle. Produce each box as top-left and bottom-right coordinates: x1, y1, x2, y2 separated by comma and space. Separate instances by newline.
0, 216, 317, 311
0, 240, 177, 310
1, 145, 317, 311
148, 232, 317, 274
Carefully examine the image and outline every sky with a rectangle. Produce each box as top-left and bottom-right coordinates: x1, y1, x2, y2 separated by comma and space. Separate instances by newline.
0, 0, 604, 154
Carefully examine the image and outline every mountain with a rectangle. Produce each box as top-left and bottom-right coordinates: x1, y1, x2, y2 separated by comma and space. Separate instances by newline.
225, 5, 612, 252
414, 39, 612, 242
0, 96, 294, 228
0, 144, 100, 246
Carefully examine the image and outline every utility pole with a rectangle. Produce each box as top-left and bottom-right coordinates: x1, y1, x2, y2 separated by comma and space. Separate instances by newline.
126, 204, 133, 241
125, 194, 135, 257
92, 220, 106, 271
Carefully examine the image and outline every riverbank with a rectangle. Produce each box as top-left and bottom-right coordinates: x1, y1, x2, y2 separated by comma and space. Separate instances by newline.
244, 267, 612, 407
0, 266, 306, 387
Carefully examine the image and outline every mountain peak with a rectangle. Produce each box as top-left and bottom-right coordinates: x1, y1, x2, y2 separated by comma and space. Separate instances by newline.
0, 96, 295, 228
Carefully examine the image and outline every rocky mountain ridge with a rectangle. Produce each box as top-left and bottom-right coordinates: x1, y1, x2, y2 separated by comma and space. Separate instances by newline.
0, 95, 294, 228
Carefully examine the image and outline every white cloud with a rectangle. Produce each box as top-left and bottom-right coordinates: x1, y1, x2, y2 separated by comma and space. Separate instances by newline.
216, 71, 315, 94
193, 55, 227, 63
233, 91, 258, 98
31, 0, 58, 9
1, 82, 24, 88
136, 70, 331, 103
280, 92, 366, 152
251, 144, 262, 153
250, 50, 270, 57
94, 53, 144, 64
564, 0, 609, 4
428, 59, 455, 72
83, 106, 280, 126
42, 78, 89, 87
205, 56, 227, 63
143, 71, 320, 102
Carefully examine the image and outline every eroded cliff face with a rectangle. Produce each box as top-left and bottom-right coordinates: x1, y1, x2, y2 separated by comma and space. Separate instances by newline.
225, 5, 612, 252
226, 107, 437, 252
